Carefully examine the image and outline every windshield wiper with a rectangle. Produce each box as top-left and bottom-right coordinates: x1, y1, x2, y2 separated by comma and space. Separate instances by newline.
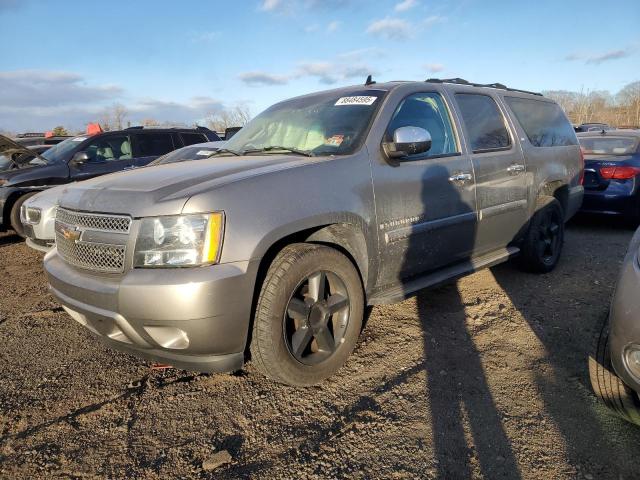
207, 148, 241, 157
241, 146, 315, 157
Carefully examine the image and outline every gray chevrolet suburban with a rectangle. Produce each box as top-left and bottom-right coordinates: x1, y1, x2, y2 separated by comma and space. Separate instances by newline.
44, 79, 584, 386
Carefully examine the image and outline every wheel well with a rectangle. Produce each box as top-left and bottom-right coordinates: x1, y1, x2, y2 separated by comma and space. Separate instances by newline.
540, 182, 569, 219
244, 223, 369, 358
2, 191, 23, 228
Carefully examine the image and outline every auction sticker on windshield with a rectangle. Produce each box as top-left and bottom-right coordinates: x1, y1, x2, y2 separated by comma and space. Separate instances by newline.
335, 96, 377, 106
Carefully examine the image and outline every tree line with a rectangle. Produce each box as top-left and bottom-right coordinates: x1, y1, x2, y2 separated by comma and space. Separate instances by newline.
543, 80, 640, 128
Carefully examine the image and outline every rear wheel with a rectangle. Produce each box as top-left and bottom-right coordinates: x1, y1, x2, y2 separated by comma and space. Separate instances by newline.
589, 317, 640, 425
250, 243, 364, 386
9, 192, 38, 238
517, 198, 564, 273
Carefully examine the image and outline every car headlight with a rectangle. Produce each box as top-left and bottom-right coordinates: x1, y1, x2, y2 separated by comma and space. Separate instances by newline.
133, 212, 224, 268
21, 205, 42, 225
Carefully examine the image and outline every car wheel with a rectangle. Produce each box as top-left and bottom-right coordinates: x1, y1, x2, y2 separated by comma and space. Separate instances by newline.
517, 197, 564, 273
250, 243, 364, 386
9, 192, 38, 238
589, 317, 640, 426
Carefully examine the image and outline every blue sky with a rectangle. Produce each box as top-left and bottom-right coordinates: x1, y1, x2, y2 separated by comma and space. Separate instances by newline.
0, 0, 638, 131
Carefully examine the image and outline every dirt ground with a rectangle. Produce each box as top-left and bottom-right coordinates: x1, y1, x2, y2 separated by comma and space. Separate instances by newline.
1, 217, 640, 479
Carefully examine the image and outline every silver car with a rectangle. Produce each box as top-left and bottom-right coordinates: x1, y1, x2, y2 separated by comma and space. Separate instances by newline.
590, 227, 640, 425
21, 142, 225, 252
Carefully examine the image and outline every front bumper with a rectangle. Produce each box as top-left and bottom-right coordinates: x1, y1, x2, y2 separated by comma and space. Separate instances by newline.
44, 250, 259, 373
609, 228, 640, 395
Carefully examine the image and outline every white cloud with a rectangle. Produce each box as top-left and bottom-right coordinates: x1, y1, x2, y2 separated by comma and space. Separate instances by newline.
424, 15, 446, 27
565, 48, 633, 65
395, 0, 417, 12
425, 63, 444, 73
259, 0, 282, 11
0, 70, 122, 108
366, 17, 412, 40
189, 31, 220, 43
238, 71, 290, 86
327, 20, 340, 32
0, 69, 239, 132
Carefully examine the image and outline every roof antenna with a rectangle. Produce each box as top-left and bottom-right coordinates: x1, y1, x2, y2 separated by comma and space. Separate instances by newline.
365, 74, 376, 86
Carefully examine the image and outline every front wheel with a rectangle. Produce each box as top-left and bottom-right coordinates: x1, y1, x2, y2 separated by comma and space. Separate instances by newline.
10, 192, 38, 238
517, 198, 564, 273
589, 318, 640, 425
250, 243, 364, 386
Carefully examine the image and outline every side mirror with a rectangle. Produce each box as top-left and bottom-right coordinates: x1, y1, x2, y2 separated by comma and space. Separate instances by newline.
71, 151, 90, 166
383, 126, 432, 160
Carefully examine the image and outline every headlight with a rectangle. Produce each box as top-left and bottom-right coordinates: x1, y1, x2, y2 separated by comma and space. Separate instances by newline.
21, 206, 42, 225
133, 212, 224, 268
625, 345, 640, 381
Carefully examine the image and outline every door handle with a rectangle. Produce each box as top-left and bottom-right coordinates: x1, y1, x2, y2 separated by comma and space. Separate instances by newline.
507, 164, 525, 174
448, 172, 472, 183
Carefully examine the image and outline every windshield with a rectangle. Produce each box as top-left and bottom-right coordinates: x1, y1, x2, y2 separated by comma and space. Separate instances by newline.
40, 136, 86, 163
148, 144, 222, 166
579, 136, 638, 156
224, 90, 387, 156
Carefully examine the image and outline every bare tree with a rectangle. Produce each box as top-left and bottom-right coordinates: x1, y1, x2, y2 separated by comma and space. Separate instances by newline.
617, 81, 640, 127
206, 105, 251, 132
543, 81, 640, 128
98, 103, 129, 131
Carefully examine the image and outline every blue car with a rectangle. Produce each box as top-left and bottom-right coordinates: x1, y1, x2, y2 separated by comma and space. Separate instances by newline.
578, 130, 640, 222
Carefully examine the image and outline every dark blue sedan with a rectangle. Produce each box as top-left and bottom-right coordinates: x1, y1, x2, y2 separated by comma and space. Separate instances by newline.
578, 130, 640, 222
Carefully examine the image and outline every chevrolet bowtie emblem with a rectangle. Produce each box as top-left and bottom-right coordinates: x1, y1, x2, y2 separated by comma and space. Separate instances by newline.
59, 225, 81, 242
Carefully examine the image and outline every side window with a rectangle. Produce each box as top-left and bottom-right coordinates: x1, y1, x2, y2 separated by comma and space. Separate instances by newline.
455, 94, 511, 152
386, 92, 458, 157
181, 133, 207, 146
135, 133, 174, 156
505, 97, 578, 147
83, 135, 132, 162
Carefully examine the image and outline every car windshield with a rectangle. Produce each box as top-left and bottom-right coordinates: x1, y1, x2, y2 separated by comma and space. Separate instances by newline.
224, 90, 387, 157
39, 136, 85, 164
579, 136, 638, 156
148, 144, 220, 166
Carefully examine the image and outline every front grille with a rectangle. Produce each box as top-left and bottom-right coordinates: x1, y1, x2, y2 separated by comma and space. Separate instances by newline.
55, 208, 130, 273
56, 207, 131, 233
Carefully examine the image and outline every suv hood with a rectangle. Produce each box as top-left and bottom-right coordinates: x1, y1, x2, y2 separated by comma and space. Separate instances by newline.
58, 154, 313, 217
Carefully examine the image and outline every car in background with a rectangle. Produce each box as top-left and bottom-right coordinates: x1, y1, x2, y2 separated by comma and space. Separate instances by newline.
13, 133, 72, 147
21, 141, 225, 252
590, 226, 640, 425
575, 123, 614, 133
578, 130, 640, 222
0, 127, 220, 236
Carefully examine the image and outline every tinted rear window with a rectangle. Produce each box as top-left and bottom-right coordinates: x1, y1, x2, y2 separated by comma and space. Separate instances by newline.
579, 136, 638, 156
455, 94, 511, 152
505, 97, 577, 147
181, 133, 207, 146
136, 133, 174, 156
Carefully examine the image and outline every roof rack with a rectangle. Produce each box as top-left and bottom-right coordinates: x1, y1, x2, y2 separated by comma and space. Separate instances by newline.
425, 78, 543, 96
125, 125, 213, 131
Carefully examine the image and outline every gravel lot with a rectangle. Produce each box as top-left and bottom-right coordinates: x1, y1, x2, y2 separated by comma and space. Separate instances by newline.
1, 217, 640, 479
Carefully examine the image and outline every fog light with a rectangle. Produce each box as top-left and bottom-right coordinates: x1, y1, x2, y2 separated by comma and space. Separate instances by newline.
625, 345, 640, 381
144, 326, 189, 350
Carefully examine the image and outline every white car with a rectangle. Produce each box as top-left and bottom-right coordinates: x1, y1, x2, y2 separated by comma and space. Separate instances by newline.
20, 141, 225, 252
20, 184, 66, 252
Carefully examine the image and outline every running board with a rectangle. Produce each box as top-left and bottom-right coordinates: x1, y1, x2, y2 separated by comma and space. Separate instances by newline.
368, 246, 520, 305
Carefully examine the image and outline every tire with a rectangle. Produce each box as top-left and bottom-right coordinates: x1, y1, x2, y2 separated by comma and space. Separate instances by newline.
517, 197, 564, 273
250, 243, 364, 386
9, 192, 38, 238
588, 317, 640, 426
